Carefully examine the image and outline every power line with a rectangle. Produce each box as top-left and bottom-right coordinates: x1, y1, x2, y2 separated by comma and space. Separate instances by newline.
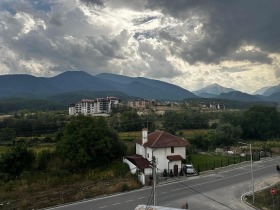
155, 167, 236, 209
175, 180, 236, 210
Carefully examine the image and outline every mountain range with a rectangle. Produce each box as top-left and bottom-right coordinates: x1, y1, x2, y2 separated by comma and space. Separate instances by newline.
0, 71, 196, 101
0, 71, 279, 103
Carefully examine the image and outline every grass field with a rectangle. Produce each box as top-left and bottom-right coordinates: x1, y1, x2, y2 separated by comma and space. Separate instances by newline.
0, 144, 55, 155
176, 129, 211, 139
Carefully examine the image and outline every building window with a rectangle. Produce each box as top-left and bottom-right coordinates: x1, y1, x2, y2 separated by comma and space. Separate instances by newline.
171, 146, 174, 153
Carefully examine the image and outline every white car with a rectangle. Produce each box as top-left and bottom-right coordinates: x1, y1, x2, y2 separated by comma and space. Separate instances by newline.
183, 164, 195, 174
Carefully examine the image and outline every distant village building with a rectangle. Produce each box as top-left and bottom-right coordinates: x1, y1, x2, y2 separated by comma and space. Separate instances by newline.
185, 101, 226, 110
209, 102, 226, 110
125, 99, 155, 108
69, 97, 119, 116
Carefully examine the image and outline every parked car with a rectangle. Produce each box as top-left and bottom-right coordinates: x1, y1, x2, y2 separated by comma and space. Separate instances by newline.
183, 164, 195, 174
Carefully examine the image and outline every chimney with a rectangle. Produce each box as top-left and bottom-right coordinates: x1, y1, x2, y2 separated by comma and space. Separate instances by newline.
142, 128, 148, 145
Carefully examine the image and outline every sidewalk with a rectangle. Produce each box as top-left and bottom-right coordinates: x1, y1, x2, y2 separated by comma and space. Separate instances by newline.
254, 175, 280, 191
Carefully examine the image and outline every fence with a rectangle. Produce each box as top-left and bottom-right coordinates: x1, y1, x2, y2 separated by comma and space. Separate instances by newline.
193, 152, 271, 174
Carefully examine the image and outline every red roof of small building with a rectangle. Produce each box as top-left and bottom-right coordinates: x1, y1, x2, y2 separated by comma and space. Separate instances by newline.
136, 130, 190, 148
167, 155, 184, 161
124, 155, 152, 169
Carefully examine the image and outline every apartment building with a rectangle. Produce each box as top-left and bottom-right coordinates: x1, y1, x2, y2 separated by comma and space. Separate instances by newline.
69, 97, 119, 116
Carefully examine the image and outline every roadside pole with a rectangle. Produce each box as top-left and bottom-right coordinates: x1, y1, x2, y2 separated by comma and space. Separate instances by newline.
152, 156, 157, 206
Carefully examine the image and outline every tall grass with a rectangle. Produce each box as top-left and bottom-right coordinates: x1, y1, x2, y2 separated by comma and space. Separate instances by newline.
0, 162, 141, 210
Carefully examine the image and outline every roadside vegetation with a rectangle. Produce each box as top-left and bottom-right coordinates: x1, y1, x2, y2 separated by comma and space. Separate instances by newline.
0, 105, 279, 209
245, 185, 280, 209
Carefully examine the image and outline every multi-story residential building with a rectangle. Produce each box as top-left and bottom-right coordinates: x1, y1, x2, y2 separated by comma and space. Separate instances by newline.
69, 97, 119, 116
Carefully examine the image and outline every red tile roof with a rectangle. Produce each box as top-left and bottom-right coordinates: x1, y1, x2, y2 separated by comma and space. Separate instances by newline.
136, 130, 190, 148
167, 155, 184, 161
124, 155, 152, 169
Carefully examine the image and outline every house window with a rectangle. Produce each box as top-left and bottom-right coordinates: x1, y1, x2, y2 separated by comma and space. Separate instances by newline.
147, 153, 149, 158
171, 146, 174, 153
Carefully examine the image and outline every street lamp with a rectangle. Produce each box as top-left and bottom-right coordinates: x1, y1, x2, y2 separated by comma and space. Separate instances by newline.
239, 141, 254, 203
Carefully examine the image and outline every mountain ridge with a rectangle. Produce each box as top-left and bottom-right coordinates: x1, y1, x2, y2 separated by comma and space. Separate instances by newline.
0, 71, 279, 102
0, 71, 197, 101
193, 83, 236, 97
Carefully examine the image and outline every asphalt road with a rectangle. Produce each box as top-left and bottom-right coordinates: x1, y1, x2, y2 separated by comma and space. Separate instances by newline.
46, 157, 280, 210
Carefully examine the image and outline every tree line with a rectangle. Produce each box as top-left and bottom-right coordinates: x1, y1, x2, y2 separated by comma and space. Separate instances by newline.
0, 105, 279, 144
0, 105, 279, 179
0, 116, 127, 180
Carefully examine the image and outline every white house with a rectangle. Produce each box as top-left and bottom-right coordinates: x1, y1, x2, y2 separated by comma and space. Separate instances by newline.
124, 128, 190, 185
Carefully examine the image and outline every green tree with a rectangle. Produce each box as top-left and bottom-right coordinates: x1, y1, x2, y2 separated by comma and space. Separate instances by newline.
182, 109, 209, 129
214, 123, 242, 147
56, 116, 127, 168
162, 111, 184, 132
119, 110, 142, 132
0, 142, 35, 176
219, 110, 244, 126
0, 127, 16, 142
36, 150, 53, 171
189, 132, 215, 151
242, 106, 280, 139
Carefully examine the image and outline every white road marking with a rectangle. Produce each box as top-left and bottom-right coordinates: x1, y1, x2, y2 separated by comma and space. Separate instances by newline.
126, 200, 133, 202
138, 197, 145, 199
99, 206, 107, 209
171, 188, 183, 191
113, 203, 120, 205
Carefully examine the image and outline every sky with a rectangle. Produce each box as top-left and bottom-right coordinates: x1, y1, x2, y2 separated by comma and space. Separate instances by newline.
1, 0, 280, 93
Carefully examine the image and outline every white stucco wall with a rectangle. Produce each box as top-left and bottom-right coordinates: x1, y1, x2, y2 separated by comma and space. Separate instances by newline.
123, 157, 137, 174
136, 144, 143, 156
144, 168, 152, 175
145, 147, 186, 172
69, 107, 75, 115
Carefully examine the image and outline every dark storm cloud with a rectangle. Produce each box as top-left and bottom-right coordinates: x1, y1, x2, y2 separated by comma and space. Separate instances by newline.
80, 0, 104, 7
49, 13, 62, 26
229, 50, 272, 64
158, 31, 181, 43
133, 16, 158, 25
133, 31, 157, 40
145, 0, 280, 65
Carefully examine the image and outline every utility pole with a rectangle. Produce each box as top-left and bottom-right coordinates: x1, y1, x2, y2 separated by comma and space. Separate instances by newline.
152, 155, 157, 206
